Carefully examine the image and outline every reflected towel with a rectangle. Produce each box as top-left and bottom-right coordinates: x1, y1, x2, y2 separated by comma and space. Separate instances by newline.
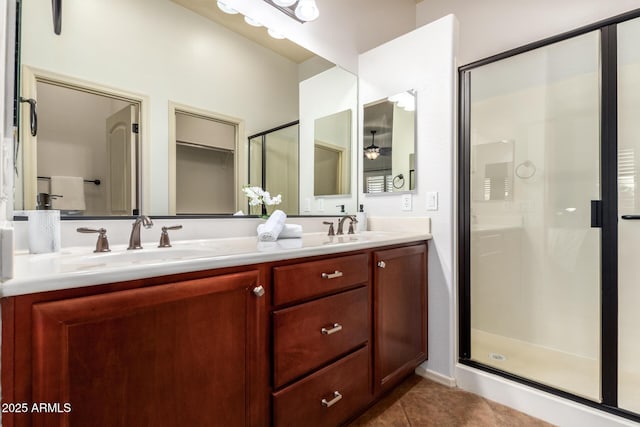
50, 176, 86, 211
258, 223, 302, 239
257, 210, 286, 242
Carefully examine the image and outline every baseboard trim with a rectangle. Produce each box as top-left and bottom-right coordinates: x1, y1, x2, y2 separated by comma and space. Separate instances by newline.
456, 364, 639, 427
415, 365, 456, 387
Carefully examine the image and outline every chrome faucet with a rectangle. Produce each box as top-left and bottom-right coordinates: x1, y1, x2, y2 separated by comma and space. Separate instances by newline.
336, 215, 357, 235
128, 215, 153, 250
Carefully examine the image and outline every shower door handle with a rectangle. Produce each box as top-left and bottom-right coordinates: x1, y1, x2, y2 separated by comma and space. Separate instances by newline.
621, 215, 640, 220
591, 200, 602, 228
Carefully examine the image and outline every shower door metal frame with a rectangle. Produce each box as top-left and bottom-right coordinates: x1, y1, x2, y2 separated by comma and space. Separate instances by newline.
247, 120, 300, 215
458, 7, 640, 423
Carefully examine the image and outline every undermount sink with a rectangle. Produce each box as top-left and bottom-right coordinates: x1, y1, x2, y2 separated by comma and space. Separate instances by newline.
61, 246, 218, 265
41, 231, 403, 270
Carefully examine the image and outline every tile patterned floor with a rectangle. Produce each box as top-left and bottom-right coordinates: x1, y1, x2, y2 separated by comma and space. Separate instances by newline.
348, 376, 554, 427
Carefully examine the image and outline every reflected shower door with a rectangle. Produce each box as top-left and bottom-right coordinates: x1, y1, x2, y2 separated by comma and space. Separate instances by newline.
468, 31, 601, 400
247, 123, 299, 215
265, 125, 299, 215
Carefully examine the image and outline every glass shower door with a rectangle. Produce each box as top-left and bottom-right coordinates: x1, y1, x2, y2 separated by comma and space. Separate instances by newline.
468, 30, 602, 400
247, 123, 299, 215
617, 16, 640, 414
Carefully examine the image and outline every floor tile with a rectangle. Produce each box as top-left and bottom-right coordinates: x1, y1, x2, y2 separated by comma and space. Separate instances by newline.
348, 376, 554, 427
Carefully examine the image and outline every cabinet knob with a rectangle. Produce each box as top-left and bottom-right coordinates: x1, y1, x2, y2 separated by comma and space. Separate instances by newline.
377, 261, 386, 268
321, 391, 343, 408
253, 285, 265, 297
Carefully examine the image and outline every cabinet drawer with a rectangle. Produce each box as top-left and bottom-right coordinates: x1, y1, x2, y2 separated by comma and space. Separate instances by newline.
273, 287, 369, 388
273, 346, 370, 427
273, 253, 369, 306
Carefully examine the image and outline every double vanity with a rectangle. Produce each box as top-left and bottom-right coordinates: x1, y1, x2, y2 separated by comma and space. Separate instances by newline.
1, 227, 430, 426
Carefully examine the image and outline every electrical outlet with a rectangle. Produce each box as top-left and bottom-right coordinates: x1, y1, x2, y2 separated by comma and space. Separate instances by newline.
426, 191, 438, 211
317, 198, 325, 211
401, 194, 412, 211
304, 198, 311, 212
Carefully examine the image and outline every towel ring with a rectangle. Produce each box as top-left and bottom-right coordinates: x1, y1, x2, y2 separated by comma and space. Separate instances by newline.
392, 174, 405, 189
515, 160, 536, 179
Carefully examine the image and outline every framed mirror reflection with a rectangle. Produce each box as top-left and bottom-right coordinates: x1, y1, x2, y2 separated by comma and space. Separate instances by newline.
14, 0, 358, 217
362, 90, 416, 194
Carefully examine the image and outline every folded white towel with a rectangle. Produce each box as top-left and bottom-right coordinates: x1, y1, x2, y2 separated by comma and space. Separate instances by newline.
257, 209, 286, 242
257, 223, 302, 239
50, 176, 86, 211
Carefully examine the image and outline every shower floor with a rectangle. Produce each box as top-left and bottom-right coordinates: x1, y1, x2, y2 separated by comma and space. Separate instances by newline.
472, 329, 640, 414
471, 329, 600, 401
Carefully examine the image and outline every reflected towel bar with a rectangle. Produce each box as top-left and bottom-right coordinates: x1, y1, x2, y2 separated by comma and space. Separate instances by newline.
37, 176, 101, 185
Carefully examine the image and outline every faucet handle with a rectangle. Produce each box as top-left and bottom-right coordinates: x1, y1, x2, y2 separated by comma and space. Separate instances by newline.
77, 227, 111, 253
323, 221, 335, 236
348, 217, 358, 235
158, 225, 183, 248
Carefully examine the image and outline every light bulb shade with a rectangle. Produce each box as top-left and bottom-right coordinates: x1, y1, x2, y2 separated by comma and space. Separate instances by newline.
217, 0, 238, 14
364, 146, 380, 160
244, 16, 263, 27
272, 0, 297, 6
295, 0, 319, 21
267, 28, 286, 39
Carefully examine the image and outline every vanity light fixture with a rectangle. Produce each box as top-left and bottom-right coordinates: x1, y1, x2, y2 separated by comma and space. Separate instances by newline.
364, 130, 380, 160
264, 0, 319, 23
217, 0, 239, 14
294, 0, 320, 21
273, 0, 297, 7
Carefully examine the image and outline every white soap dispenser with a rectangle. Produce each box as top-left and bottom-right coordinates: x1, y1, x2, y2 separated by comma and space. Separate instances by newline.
356, 204, 367, 233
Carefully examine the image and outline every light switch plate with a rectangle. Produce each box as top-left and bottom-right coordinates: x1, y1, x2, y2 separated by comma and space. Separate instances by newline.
401, 194, 412, 211
426, 191, 438, 211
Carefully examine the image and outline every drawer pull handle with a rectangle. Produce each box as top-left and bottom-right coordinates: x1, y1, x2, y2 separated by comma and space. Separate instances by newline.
321, 323, 343, 335
253, 285, 265, 297
321, 270, 343, 279
321, 391, 343, 408
377, 261, 386, 268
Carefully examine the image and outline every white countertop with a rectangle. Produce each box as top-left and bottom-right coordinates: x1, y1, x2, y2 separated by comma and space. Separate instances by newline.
2, 231, 431, 297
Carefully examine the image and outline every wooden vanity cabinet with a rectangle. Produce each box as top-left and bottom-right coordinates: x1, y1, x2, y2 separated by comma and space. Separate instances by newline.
373, 244, 428, 395
271, 254, 372, 427
2, 267, 269, 427
1, 241, 429, 427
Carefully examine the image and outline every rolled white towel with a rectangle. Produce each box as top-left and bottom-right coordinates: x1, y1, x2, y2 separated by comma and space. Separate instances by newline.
257, 209, 286, 241
258, 223, 302, 239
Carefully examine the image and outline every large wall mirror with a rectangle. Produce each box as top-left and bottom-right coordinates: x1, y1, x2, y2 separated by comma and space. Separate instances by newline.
362, 90, 416, 193
15, 0, 358, 217
314, 110, 351, 196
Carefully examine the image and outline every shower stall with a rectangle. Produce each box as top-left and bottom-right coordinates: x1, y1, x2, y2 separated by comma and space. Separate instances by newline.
459, 12, 640, 420
248, 121, 299, 215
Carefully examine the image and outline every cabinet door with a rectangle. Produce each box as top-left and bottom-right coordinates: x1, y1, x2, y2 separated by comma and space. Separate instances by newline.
373, 244, 428, 394
31, 270, 266, 427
